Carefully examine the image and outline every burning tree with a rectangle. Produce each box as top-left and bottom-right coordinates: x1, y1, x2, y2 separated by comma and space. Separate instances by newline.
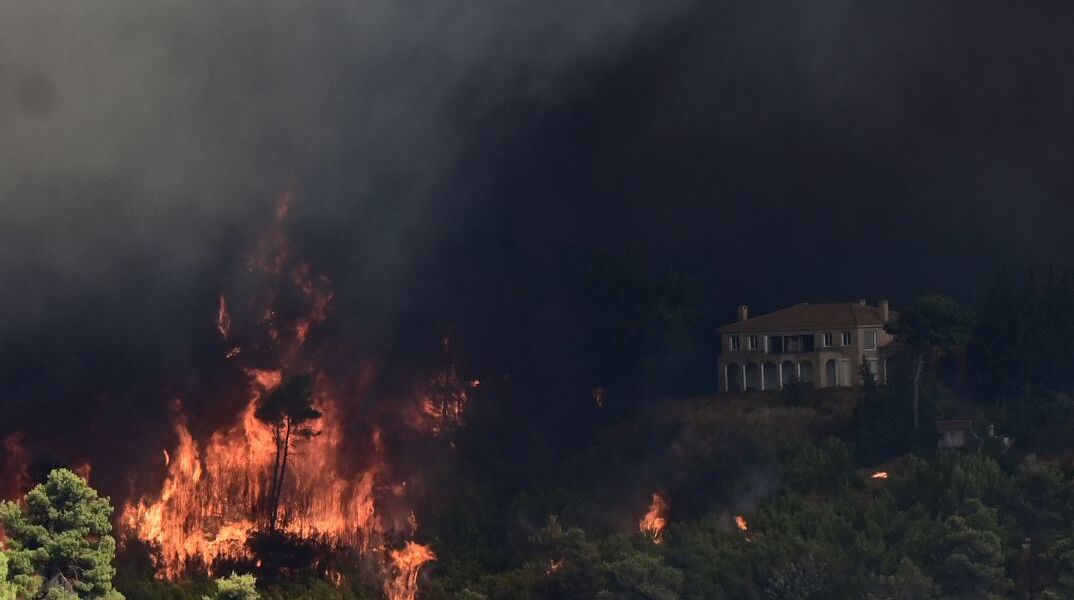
254, 373, 322, 532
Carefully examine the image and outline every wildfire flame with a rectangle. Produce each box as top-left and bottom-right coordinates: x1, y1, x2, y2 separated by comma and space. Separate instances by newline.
0, 432, 31, 501
639, 492, 668, 543
121, 191, 436, 598
547, 558, 563, 575
416, 341, 472, 434
385, 542, 436, 600
121, 383, 385, 578
735, 515, 748, 532
217, 294, 231, 341
592, 387, 605, 409
871, 471, 889, 480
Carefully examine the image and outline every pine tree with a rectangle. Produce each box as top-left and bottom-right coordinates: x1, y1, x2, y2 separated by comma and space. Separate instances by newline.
0, 551, 18, 600
886, 295, 973, 429
202, 573, 259, 600
254, 374, 321, 531
0, 469, 123, 600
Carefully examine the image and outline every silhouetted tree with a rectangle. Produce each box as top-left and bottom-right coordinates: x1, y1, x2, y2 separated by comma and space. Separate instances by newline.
254, 374, 321, 531
886, 296, 973, 430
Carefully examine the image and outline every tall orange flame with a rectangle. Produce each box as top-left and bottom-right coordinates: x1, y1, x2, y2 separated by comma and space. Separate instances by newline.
639, 492, 668, 543
121, 191, 435, 597
386, 542, 436, 600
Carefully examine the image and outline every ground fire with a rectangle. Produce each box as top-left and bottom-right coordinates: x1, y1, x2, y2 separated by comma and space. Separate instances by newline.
639, 492, 668, 543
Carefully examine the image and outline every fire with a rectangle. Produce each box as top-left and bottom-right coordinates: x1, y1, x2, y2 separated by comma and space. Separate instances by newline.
217, 294, 231, 341
547, 558, 563, 575
385, 542, 436, 600
735, 515, 748, 532
122, 383, 387, 577
639, 492, 668, 543
871, 471, 889, 480
0, 432, 30, 501
592, 387, 605, 408
121, 191, 436, 596
416, 341, 472, 434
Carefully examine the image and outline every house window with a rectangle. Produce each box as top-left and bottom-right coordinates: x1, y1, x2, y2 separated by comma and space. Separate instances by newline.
841, 332, 852, 346
822, 332, 833, 347
729, 335, 741, 351
768, 336, 784, 354
784, 335, 815, 353
864, 330, 877, 350
866, 358, 879, 375
747, 335, 758, 350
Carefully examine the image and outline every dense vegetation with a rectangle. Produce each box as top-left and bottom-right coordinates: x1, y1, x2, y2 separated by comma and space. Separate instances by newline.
7, 269, 1074, 599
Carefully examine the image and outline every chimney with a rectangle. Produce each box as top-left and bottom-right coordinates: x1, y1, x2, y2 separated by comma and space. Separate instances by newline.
879, 300, 890, 322
736, 305, 749, 322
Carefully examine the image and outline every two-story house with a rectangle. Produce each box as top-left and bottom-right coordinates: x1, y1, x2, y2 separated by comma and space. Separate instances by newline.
717, 301, 896, 392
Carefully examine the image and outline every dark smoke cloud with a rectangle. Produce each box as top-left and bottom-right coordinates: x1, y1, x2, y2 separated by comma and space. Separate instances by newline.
0, 0, 687, 495
4, 1, 1074, 497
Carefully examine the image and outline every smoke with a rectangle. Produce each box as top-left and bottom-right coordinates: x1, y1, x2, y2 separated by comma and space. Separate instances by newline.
0, 0, 690, 498
0, 0, 685, 327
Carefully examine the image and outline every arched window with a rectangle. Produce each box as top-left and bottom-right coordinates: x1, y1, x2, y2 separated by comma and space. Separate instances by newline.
726, 363, 742, 392
825, 359, 838, 387
744, 363, 761, 392
763, 362, 779, 390
781, 361, 796, 385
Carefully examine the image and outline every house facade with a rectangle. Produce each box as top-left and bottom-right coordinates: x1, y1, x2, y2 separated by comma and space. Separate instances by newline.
717, 301, 896, 392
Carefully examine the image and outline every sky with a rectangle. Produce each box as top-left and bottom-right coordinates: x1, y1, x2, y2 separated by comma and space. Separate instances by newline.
2, 2, 1074, 487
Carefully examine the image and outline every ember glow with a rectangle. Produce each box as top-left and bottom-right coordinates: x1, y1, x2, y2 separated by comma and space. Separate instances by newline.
119, 193, 436, 595
639, 492, 668, 543
216, 294, 231, 341
0, 432, 30, 501
416, 350, 471, 434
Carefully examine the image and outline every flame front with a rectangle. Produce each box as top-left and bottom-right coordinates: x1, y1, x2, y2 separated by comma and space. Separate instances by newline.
122, 381, 385, 578
639, 492, 668, 543
121, 192, 435, 596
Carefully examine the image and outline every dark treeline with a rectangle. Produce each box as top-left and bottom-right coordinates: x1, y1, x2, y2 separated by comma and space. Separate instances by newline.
14, 266, 1074, 599
969, 268, 1074, 400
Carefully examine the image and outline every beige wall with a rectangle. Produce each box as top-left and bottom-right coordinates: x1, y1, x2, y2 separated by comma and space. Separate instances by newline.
719, 325, 891, 392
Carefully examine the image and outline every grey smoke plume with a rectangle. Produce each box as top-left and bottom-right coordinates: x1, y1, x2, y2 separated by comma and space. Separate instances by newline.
0, 0, 686, 339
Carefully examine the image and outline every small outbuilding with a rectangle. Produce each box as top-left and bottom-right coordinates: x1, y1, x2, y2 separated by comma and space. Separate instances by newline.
936, 418, 978, 450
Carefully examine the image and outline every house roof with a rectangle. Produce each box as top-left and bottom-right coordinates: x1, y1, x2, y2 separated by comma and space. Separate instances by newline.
718, 302, 894, 333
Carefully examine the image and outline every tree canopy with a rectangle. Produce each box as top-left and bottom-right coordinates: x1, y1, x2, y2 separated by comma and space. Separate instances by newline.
202, 573, 259, 600
0, 468, 123, 600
